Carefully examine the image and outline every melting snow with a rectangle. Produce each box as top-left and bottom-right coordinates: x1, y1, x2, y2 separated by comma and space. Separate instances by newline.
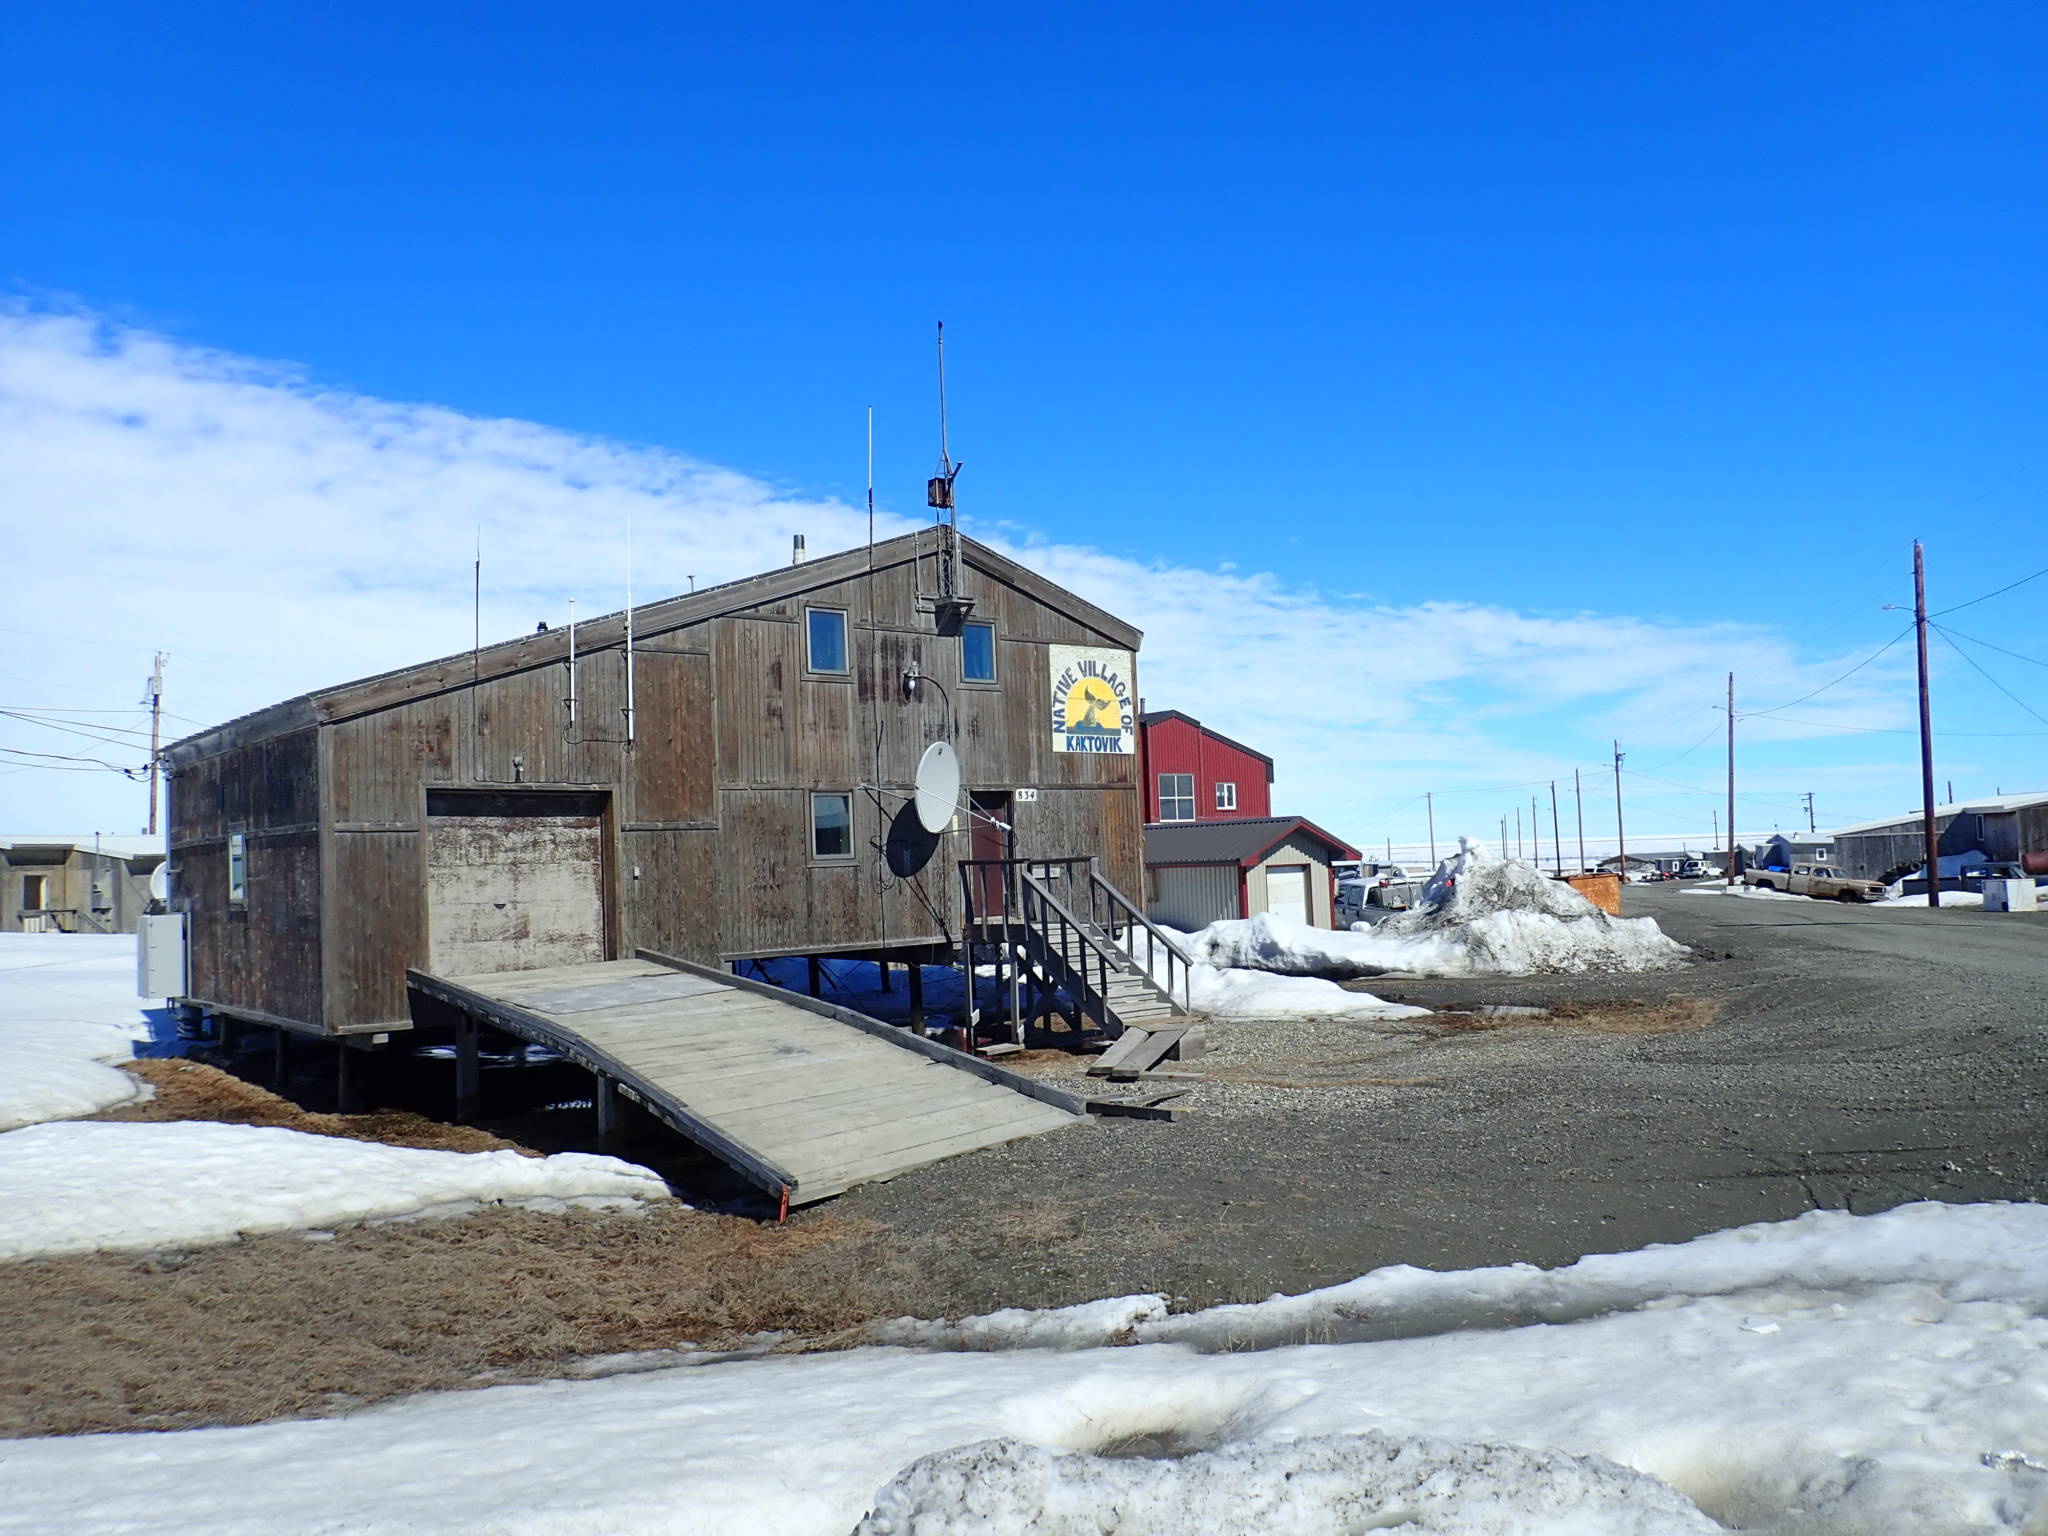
6, 1201, 2047, 1533
0, 933, 152, 1130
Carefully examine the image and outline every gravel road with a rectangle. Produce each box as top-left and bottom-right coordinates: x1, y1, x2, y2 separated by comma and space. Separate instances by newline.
832, 885, 2048, 1312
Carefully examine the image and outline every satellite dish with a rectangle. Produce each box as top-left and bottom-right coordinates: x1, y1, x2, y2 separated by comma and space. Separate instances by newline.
148, 863, 170, 902
913, 742, 962, 834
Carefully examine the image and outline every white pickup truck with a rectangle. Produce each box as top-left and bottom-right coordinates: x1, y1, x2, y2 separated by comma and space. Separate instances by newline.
1743, 862, 1886, 903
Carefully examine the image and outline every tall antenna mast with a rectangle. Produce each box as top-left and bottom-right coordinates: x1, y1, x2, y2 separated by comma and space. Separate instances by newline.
142, 653, 165, 837
926, 321, 970, 613
472, 527, 483, 774
565, 597, 577, 732
623, 511, 636, 746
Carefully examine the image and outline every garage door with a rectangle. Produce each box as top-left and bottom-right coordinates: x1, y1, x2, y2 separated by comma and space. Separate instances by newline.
1264, 864, 1311, 925
425, 790, 609, 975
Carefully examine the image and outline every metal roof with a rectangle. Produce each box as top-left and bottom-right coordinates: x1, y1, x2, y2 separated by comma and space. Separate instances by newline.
1137, 710, 1275, 772
1830, 791, 2048, 837
1144, 815, 1359, 868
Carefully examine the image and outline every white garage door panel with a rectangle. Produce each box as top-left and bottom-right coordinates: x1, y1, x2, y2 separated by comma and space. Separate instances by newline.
427, 815, 607, 975
1264, 864, 1311, 925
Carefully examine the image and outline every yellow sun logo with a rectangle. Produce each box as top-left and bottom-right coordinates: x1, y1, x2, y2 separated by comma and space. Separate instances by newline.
1062, 677, 1123, 734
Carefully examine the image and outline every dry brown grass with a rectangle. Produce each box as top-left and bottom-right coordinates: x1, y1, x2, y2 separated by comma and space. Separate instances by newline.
0, 1203, 934, 1439
1432, 996, 1722, 1036
93, 1059, 528, 1154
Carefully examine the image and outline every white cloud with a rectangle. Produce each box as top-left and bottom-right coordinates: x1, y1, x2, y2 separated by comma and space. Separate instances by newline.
0, 305, 1915, 838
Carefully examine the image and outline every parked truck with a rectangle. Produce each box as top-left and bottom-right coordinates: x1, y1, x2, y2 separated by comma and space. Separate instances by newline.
1743, 862, 1886, 903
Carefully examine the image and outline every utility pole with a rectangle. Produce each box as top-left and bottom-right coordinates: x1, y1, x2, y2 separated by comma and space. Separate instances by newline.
1573, 768, 1586, 874
1726, 674, 1737, 890
1612, 741, 1627, 880
1514, 806, 1522, 860
143, 653, 165, 838
1801, 791, 1816, 834
1711, 808, 1719, 862
1500, 814, 1508, 853
1914, 540, 1940, 908
1531, 795, 1541, 873
1425, 792, 1437, 869
1549, 781, 1563, 878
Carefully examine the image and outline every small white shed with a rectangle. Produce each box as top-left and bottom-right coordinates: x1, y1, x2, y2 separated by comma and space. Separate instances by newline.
1143, 816, 1359, 930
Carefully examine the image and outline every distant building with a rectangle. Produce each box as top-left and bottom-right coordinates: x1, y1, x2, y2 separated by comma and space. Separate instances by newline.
1139, 710, 1273, 823
1830, 792, 2048, 884
1753, 834, 1837, 872
0, 836, 164, 934
1143, 815, 1359, 930
1599, 849, 1707, 875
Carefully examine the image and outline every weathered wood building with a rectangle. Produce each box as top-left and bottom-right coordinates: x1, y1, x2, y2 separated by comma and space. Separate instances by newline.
162, 529, 1151, 1039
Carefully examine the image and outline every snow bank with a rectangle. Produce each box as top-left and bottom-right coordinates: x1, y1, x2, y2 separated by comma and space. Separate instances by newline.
8, 1200, 2048, 1535
1679, 882, 1808, 901
872, 1293, 1170, 1351
856, 1432, 1718, 1534
1120, 926, 1428, 1021
1874, 890, 1987, 909
0, 1120, 670, 1259
0, 933, 151, 1130
1184, 840, 1686, 979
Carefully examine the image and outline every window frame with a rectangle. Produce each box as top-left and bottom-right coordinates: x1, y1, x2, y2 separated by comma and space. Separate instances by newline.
1214, 781, 1238, 812
960, 619, 998, 686
804, 606, 852, 678
1158, 772, 1196, 823
227, 832, 249, 909
809, 791, 856, 863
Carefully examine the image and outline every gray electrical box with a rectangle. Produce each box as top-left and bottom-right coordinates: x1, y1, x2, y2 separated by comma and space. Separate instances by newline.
137, 912, 188, 998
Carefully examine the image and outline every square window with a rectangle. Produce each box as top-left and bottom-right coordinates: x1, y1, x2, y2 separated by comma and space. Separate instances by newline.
811, 793, 853, 859
1159, 773, 1195, 822
1215, 781, 1237, 812
962, 621, 996, 683
806, 609, 849, 674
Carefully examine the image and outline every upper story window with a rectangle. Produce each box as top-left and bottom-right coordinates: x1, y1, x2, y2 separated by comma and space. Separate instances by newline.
1159, 773, 1195, 822
227, 833, 248, 908
806, 608, 849, 674
961, 620, 997, 683
1215, 781, 1238, 812
811, 792, 853, 860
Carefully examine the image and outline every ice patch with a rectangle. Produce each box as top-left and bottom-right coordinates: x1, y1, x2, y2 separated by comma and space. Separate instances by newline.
0, 1119, 671, 1259
874, 1293, 1171, 1350
854, 1432, 1720, 1534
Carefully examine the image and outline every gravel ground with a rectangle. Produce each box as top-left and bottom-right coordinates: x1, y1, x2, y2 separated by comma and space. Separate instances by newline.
832, 884, 2048, 1312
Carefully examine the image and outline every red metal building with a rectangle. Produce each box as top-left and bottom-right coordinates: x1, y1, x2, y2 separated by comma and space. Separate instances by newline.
1139, 710, 1274, 823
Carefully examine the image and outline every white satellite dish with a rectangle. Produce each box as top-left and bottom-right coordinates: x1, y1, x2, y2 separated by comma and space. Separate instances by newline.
148, 863, 170, 902
913, 741, 962, 834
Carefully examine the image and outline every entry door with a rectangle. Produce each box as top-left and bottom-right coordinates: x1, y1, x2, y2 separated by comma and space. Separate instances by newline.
425, 791, 609, 975
1264, 864, 1312, 925
968, 791, 1013, 919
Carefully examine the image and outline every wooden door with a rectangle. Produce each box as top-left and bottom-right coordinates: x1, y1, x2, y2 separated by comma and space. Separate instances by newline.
425, 791, 609, 975
969, 791, 1013, 920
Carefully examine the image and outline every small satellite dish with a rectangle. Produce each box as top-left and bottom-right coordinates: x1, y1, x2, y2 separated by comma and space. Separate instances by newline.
913, 741, 962, 834
148, 864, 170, 901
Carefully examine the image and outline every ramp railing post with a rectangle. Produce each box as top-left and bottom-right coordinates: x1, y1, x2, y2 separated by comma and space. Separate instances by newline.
595, 1073, 621, 1156
454, 1014, 481, 1124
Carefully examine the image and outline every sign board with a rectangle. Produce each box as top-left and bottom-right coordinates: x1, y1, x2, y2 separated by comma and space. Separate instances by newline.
1048, 645, 1136, 755
1015, 787, 1039, 803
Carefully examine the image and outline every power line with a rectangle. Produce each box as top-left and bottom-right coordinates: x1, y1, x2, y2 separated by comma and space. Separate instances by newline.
1930, 559, 2048, 620
1928, 624, 2048, 672
1746, 713, 2048, 738
1743, 625, 1913, 717
1932, 626, 2048, 728
0, 745, 147, 775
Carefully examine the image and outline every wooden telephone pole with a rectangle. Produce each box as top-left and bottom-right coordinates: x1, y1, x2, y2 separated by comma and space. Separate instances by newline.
1914, 541, 1941, 908
144, 653, 165, 838
1612, 741, 1626, 879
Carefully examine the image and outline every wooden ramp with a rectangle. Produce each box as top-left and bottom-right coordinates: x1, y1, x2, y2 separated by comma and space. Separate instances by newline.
407, 953, 1084, 1206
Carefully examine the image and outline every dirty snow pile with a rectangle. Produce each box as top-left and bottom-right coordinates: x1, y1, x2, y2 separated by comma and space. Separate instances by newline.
1679, 881, 1810, 901
1874, 889, 1988, 909
0, 1119, 671, 1259
1187, 839, 1687, 978
11, 1200, 2048, 1534
1120, 927, 1429, 1021
0, 933, 153, 1130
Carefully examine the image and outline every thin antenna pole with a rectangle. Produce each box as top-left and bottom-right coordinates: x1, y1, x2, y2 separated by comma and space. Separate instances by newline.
1425, 791, 1436, 868
936, 322, 952, 482
566, 598, 577, 730
1726, 674, 1737, 891
623, 511, 636, 746
1914, 540, 1939, 906
1531, 795, 1541, 872
867, 406, 876, 550
472, 527, 483, 775
1549, 780, 1562, 878
1574, 767, 1585, 873
1514, 805, 1522, 860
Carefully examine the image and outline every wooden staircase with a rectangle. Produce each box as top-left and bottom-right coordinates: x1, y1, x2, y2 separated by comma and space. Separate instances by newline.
959, 857, 1196, 1047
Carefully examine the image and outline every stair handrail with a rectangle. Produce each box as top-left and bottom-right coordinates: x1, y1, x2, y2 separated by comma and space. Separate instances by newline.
1084, 865, 1194, 1016
1016, 867, 1125, 1034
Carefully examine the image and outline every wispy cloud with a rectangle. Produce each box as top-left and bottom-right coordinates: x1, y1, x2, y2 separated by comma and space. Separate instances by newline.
0, 305, 1917, 840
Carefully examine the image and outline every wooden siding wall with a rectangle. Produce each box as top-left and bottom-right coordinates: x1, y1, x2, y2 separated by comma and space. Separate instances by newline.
168, 727, 323, 1023
189, 543, 1143, 1032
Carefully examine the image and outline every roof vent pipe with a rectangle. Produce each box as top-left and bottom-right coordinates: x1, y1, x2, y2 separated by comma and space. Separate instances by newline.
792, 534, 807, 565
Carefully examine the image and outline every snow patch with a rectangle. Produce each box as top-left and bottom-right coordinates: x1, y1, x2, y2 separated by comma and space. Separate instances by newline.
854, 1432, 1720, 1534
873, 1293, 1171, 1351
1184, 840, 1686, 978
0, 933, 153, 1130
0, 1119, 671, 1259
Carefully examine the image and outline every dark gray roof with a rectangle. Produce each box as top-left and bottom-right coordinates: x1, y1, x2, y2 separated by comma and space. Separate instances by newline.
1144, 816, 1358, 868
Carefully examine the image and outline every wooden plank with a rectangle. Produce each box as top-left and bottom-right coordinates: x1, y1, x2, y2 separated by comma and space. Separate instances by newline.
773, 1096, 1064, 1167
514, 972, 730, 1014
722, 1075, 1004, 1140
792, 1113, 1077, 1200
662, 1059, 934, 1114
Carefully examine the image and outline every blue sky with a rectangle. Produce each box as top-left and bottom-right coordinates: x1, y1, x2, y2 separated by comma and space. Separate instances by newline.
4, 1, 2044, 848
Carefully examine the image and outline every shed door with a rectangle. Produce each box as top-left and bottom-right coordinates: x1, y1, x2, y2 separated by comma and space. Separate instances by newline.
425, 790, 609, 975
1264, 864, 1311, 925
